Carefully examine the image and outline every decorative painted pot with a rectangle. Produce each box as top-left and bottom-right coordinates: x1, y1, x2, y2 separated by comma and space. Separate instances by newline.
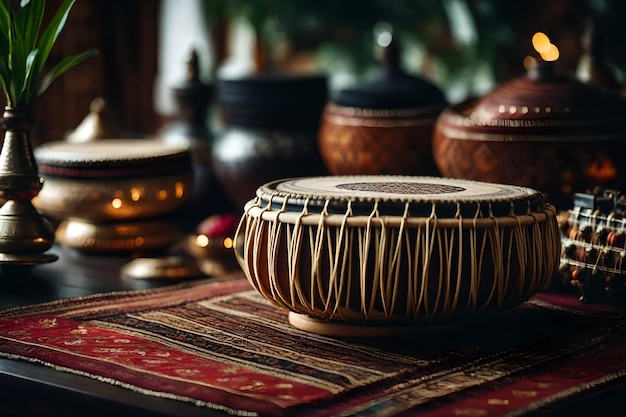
319, 37, 447, 176
432, 63, 626, 209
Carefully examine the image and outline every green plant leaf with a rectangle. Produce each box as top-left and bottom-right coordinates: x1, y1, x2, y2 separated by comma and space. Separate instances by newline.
16, 0, 44, 52
10, 16, 28, 105
0, 0, 11, 95
0, 0, 94, 106
22, 48, 37, 98
30, 0, 76, 99
0, 1, 10, 41
36, 48, 97, 100
0, 56, 10, 102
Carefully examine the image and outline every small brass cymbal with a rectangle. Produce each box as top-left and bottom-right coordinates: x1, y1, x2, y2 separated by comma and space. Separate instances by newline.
120, 255, 204, 280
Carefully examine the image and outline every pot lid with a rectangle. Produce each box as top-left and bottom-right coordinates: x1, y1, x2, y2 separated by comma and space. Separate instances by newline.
65, 98, 119, 143
333, 33, 447, 111
173, 50, 214, 106
216, 72, 328, 108
216, 72, 328, 129
465, 62, 626, 135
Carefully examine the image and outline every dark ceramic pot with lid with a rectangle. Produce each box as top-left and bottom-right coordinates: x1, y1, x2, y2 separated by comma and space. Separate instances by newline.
433, 62, 626, 209
212, 72, 328, 211
318, 34, 447, 176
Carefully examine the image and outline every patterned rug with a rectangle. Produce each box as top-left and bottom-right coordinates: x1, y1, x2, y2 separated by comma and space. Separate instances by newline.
1, 274, 626, 417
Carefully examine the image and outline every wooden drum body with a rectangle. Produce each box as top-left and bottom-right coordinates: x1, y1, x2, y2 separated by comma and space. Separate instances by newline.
234, 176, 560, 335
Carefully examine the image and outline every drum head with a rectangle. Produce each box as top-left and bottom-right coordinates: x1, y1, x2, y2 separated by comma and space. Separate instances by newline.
256, 176, 544, 217
34, 139, 191, 178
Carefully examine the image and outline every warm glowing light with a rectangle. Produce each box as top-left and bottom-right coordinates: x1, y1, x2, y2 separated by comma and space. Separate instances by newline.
223, 237, 233, 249
111, 198, 123, 209
130, 187, 143, 201
585, 158, 617, 181
531, 31, 559, 62
135, 236, 145, 247
531, 32, 551, 53
158, 190, 168, 200
523, 55, 537, 70
175, 182, 185, 199
196, 234, 210, 248
540, 43, 560, 62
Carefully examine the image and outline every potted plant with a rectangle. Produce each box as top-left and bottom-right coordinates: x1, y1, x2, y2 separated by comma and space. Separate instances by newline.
0, 0, 96, 264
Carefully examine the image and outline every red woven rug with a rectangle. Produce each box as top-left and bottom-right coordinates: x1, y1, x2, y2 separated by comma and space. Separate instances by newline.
1, 274, 626, 416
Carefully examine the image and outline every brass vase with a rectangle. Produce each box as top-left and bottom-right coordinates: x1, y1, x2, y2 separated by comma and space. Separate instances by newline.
0, 107, 57, 264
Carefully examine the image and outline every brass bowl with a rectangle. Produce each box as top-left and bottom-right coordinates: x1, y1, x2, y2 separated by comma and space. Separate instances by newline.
56, 218, 184, 253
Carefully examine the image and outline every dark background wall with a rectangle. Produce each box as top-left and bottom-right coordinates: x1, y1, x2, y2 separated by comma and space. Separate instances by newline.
24, 0, 626, 145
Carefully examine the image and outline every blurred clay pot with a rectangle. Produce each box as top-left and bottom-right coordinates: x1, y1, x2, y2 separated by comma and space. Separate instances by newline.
319, 37, 447, 176
212, 73, 328, 211
432, 63, 626, 209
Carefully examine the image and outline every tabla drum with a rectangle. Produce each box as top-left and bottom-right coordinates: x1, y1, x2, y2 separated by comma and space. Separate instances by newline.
34, 139, 193, 221
234, 176, 560, 336
33, 139, 193, 252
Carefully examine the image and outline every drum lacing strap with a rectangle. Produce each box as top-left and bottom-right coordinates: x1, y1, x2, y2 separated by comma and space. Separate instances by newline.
283, 198, 310, 310
508, 200, 528, 304
537, 204, 560, 293
433, 203, 458, 317
526, 202, 548, 291
382, 201, 409, 320
261, 198, 289, 306
233, 197, 262, 277
322, 200, 353, 319
419, 202, 438, 318
236, 198, 274, 300
524, 198, 550, 296
523, 197, 546, 296
361, 200, 383, 320
309, 199, 332, 315
466, 202, 484, 312
392, 202, 410, 319
443, 202, 465, 316
482, 202, 504, 308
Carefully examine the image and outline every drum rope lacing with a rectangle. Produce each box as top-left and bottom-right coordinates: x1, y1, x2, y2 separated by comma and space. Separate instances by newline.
234, 195, 560, 322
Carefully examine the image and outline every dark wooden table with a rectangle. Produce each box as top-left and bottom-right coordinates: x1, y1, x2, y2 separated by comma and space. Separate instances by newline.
1, 245, 625, 417
0, 245, 225, 417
